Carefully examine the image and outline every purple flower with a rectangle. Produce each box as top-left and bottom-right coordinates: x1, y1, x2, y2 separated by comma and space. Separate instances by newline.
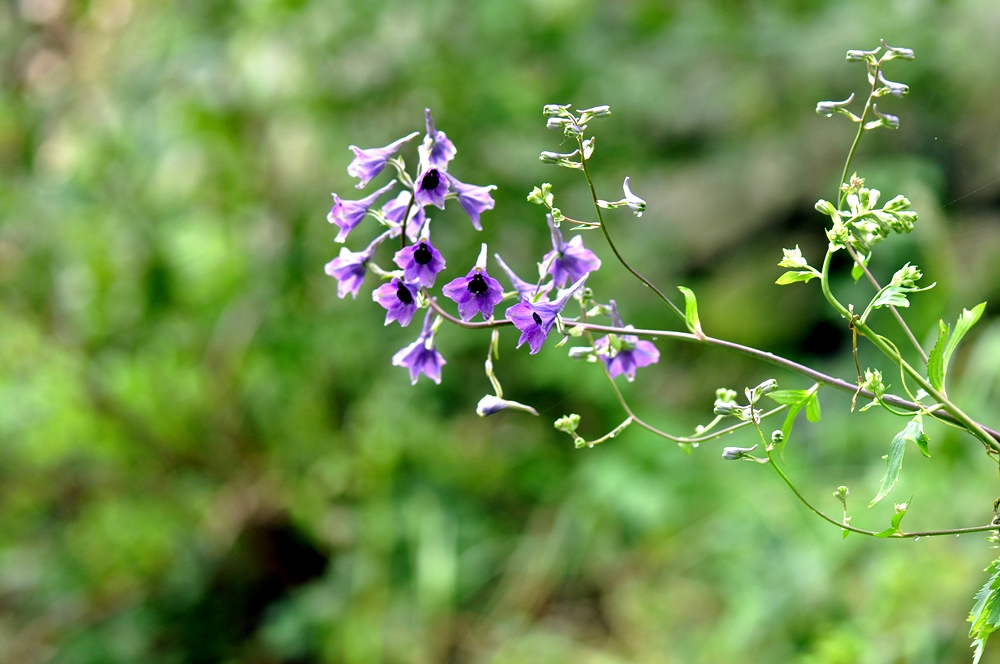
505, 274, 588, 354
372, 277, 420, 327
543, 214, 601, 287
414, 166, 449, 209
324, 231, 390, 299
328, 180, 397, 243
381, 191, 425, 242
494, 254, 553, 302
445, 173, 496, 230
441, 244, 504, 321
594, 301, 659, 381
420, 109, 456, 171
393, 238, 446, 288
347, 132, 418, 189
392, 310, 446, 384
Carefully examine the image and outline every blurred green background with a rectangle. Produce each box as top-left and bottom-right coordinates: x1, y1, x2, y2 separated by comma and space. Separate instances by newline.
3, 0, 1000, 661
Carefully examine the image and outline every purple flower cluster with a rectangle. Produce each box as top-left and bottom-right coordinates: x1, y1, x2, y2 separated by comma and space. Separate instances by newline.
323, 105, 654, 412
323, 109, 501, 386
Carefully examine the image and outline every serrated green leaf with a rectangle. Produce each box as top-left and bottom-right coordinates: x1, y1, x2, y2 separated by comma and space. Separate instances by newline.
677, 286, 704, 337
944, 302, 986, 374
765, 389, 809, 406
869, 416, 928, 507
969, 558, 1000, 664
806, 393, 821, 422
870, 285, 912, 310
776, 270, 819, 285
927, 319, 949, 392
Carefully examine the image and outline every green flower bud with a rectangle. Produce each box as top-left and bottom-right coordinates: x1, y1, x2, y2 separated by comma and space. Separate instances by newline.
554, 413, 581, 435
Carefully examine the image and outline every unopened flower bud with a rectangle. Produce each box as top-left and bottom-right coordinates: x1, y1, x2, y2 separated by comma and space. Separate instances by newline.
872, 104, 899, 129
815, 93, 855, 116
546, 117, 569, 130
880, 39, 914, 60
771, 430, 785, 445
846, 47, 880, 62
714, 402, 740, 417
722, 445, 757, 460
554, 413, 581, 435
543, 103, 572, 117
890, 263, 922, 288
877, 72, 909, 98
577, 105, 611, 118
477, 395, 539, 417
715, 388, 738, 402
749, 378, 778, 403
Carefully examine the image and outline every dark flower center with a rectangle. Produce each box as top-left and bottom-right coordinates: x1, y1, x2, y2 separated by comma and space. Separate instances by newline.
414, 243, 433, 265
532, 312, 542, 326
420, 169, 440, 191
395, 281, 414, 304
467, 273, 489, 296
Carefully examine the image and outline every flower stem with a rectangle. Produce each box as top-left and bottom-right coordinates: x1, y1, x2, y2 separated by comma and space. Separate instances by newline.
750, 421, 997, 539
576, 136, 687, 323
844, 243, 929, 363
425, 297, 1000, 444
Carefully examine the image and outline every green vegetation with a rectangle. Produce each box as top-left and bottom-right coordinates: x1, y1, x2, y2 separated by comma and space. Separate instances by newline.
3, 0, 1000, 661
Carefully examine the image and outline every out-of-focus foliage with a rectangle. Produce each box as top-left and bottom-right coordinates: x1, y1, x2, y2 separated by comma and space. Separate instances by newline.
2, 0, 1000, 662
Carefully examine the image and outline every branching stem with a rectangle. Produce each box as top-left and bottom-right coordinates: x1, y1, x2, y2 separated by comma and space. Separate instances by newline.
576, 135, 687, 323
425, 297, 1000, 443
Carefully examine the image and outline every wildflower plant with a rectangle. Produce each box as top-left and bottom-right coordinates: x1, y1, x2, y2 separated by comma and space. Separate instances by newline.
324, 42, 1000, 661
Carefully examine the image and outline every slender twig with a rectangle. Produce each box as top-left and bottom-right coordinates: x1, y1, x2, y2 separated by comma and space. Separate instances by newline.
818, 250, 1000, 453
399, 193, 415, 249
425, 297, 1000, 444
575, 135, 687, 323
845, 243, 929, 363
749, 421, 997, 539
838, 60, 882, 207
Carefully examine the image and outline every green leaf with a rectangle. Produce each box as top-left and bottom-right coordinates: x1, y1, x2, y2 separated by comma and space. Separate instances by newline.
775, 270, 818, 285
969, 558, 1000, 664
875, 503, 908, 538
869, 416, 928, 507
869, 285, 912, 310
765, 389, 809, 406
805, 393, 821, 422
943, 302, 986, 373
927, 319, 949, 392
765, 389, 814, 461
677, 286, 704, 337
851, 252, 870, 282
